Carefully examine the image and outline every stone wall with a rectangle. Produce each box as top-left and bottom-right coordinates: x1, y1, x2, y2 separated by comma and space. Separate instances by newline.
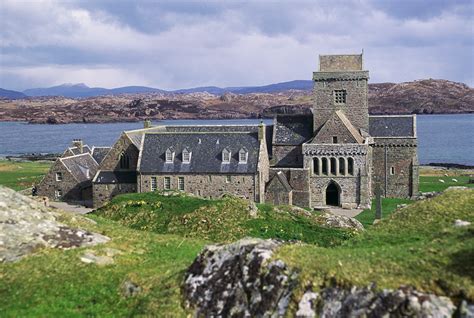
265, 177, 292, 206
272, 145, 303, 167
268, 168, 310, 207
313, 78, 369, 133
37, 160, 85, 202
99, 133, 139, 171
138, 174, 256, 201
371, 137, 419, 198
319, 54, 363, 71
92, 183, 137, 208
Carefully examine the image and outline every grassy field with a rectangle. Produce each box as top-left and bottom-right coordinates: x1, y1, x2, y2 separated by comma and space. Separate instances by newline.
0, 160, 52, 191
94, 192, 356, 246
419, 175, 474, 192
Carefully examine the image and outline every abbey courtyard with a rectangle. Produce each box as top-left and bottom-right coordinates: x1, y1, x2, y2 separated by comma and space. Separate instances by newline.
37, 54, 419, 209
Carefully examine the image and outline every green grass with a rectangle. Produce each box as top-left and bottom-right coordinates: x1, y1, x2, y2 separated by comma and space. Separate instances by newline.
419, 175, 474, 193
355, 198, 414, 227
0, 160, 52, 191
94, 192, 356, 246
277, 189, 474, 305
0, 212, 207, 317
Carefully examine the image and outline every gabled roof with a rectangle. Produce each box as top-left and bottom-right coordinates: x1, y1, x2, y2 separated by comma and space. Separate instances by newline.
312, 110, 364, 144
93, 170, 137, 184
69, 145, 91, 156
60, 153, 99, 183
91, 147, 111, 165
138, 132, 260, 174
369, 115, 416, 137
273, 114, 314, 145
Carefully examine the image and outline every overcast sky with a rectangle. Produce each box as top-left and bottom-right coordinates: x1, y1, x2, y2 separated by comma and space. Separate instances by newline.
0, 0, 473, 91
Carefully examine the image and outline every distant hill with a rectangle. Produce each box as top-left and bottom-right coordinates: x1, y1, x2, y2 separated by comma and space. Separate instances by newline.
0, 88, 27, 99
23, 83, 165, 98
173, 80, 314, 94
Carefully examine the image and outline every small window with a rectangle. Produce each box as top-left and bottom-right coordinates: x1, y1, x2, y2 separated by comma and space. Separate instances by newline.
165, 148, 174, 163
208, 175, 212, 182
348, 158, 354, 175
54, 189, 62, 199
334, 90, 346, 104
332, 136, 338, 144
222, 148, 231, 163
322, 157, 328, 175
313, 158, 320, 175
330, 157, 337, 175
151, 177, 157, 191
182, 148, 191, 163
226, 175, 231, 183
178, 177, 184, 191
238, 148, 248, 163
55, 172, 63, 181
339, 158, 345, 175
164, 177, 171, 190
390, 167, 395, 175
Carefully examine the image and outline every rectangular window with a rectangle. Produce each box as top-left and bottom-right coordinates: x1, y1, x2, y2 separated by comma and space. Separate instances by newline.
334, 90, 346, 104
54, 189, 62, 199
183, 151, 191, 163
223, 151, 231, 163
390, 167, 395, 175
208, 175, 212, 182
226, 175, 231, 183
55, 172, 63, 181
178, 177, 184, 191
151, 177, 157, 191
164, 177, 171, 190
332, 136, 338, 144
239, 152, 247, 163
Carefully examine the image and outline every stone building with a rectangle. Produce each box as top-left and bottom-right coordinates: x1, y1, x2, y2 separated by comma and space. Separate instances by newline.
39, 53, 418, 209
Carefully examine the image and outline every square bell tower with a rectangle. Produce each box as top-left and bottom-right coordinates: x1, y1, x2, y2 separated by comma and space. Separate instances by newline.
313, 54, 369, 133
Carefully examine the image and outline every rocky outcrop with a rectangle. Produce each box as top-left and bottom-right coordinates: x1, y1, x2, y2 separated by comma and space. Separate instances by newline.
183, 238, 469, 317
0, 186, 109, 262
316, 212, 365, 231
183, 238, 298, 317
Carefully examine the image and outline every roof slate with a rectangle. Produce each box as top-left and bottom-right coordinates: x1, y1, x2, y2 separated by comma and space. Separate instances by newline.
138, 132, 261, 174
274, 115, 313, 145
60, 153, 99, 183
91, 147, 111, 165
94, 171, 137, 184
369, 116, 415, 137
69, 145, 91, 156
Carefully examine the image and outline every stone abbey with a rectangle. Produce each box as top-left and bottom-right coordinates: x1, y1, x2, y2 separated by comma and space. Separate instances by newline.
37, 54, 419, 209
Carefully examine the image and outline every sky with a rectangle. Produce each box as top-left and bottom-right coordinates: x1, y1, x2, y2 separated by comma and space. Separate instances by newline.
0, 0, 473, 91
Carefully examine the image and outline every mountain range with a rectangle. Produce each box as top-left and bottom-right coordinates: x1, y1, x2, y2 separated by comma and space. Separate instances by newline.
2, 80, 315, 99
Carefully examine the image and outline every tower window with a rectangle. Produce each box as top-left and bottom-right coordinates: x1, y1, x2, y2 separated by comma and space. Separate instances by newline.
390, 167, 395, 175
348, 157, 354, 175
119, 152, 130, 169
332, 136, 338, 144
334, 90, 346, 104
322, 157, 328, 175
313, 157, 320, 175
330, 157, 337, 175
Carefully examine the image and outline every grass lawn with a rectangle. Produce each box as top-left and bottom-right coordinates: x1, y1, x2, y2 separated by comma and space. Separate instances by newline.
355, 197, 413, 227
0, 160, 52, 191
419, 175, 474, 193
278, 189, 474, 304
94, 193, 356, 246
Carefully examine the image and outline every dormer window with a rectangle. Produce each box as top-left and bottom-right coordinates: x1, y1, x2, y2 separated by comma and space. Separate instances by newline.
165, 147, 175, 163
182, 148, 191, 163
238, 148, 248, 164
222, 148, 231, 163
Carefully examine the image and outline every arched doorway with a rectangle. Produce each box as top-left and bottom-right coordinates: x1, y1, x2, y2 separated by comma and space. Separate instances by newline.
326, 182, 340, 206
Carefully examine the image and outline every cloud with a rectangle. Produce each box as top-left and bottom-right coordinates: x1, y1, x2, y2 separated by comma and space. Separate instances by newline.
0, 0, 472, 90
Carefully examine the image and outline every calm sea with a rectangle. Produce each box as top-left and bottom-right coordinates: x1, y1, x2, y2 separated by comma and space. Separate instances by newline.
0, 115, 472, 165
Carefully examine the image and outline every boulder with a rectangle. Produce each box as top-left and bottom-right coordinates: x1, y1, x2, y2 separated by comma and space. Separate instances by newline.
316, 212, 364, 231
0, 186, 109, 263
183, 238, 298, 317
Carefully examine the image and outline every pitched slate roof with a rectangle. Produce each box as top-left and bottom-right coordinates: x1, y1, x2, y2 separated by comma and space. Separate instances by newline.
93, 171, 137, 184
273, 115, 313, 145
369, 115, 416, 137
69, 145, 91, 156
60, 153, 99, 183
91, 147, 111, 165
334, 110, 364, 143
138, 132, 261, 174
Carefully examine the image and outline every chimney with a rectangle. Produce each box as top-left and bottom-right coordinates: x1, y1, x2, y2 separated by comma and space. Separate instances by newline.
72, 139, 83, 153
144, 119, 152, 129
258, 121, 266, 142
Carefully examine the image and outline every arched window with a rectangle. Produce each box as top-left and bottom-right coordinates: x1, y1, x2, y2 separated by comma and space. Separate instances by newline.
348, 157, 354, 176
119, 152, 130, 169
339, 157, 345, 175
321, 157, 328, 175
313, 157, 320, 175
330, 157, 337, 175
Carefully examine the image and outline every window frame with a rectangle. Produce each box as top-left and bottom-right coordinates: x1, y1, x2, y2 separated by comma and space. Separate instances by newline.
178, 177, 185, 191
222, 149, 231, 163
165, 148, 174, 163
182, 148, 191, 163
334, 89, 347, 104
151, 176, 157, 191
164, 176, 171, 190
55, 172, 63, 182
54, 189, 62, 199
238, 148, 248, 164
226, 175, 232, 183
